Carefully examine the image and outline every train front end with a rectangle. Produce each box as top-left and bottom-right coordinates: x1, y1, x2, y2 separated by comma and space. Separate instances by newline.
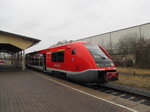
84, 43, 119, 82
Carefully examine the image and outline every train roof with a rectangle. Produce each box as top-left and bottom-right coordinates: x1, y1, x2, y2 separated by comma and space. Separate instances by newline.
27, 41, 94, 55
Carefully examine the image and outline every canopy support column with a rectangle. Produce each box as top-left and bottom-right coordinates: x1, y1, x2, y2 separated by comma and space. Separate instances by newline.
22, 50, 25, 71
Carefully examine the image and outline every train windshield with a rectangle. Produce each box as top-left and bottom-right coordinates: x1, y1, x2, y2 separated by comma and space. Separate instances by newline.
84, 44, 108, 59
84, 44, 114, 67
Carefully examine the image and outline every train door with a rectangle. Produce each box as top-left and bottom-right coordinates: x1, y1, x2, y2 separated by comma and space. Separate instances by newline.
66, 48, 77, 71
43, 53, 47, 71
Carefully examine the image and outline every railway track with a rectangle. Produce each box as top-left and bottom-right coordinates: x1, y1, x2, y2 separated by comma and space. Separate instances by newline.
85, 82, 150, 106
101, 82, 150, 98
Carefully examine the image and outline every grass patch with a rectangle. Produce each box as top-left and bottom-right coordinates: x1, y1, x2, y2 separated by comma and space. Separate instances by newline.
117, 67, 150, 75
114, 74, 150, 90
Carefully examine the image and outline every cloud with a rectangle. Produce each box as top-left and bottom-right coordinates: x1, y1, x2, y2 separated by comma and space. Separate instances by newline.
0, 0, 150, 52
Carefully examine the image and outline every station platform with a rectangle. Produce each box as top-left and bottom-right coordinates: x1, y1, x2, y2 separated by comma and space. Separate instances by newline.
0, 64, 22, 72
0, 69, 134, 112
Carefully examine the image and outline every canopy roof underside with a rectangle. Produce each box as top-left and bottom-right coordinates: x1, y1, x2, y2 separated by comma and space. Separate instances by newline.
0, 30, 41, 53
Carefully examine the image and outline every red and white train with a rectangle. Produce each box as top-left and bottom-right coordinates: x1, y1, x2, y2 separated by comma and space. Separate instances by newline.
25, 41, 119, 84
0, 60, 5, 63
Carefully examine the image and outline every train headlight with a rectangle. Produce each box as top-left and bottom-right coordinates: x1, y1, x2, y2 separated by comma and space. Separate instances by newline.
111, 63, 114, 66
96, 63, 100, 66
96, 61, 115, 67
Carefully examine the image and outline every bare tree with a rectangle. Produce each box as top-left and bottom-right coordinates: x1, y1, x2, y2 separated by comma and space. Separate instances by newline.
112, 33, 150, 68
116, 33, 140, 55
49, 40, 73, 48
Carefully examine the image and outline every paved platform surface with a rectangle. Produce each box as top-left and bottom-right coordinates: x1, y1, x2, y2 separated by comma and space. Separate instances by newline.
0, 64, 22, 72
0, 70, 134, 112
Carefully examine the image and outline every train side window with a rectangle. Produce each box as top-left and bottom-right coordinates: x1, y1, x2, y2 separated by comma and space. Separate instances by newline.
72, 49, 76, 55
52, 51, 64, 62
52, 52, 57, 62
39, 57, 43, 66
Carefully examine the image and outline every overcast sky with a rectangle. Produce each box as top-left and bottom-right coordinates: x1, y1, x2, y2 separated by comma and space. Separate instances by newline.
0, 0, 150, 52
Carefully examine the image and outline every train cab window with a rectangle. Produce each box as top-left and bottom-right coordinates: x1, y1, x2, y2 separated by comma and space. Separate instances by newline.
52, 51, 64, 62
84, 44, 108, 59
84, 44, 113, 67
72, 49, 76, 55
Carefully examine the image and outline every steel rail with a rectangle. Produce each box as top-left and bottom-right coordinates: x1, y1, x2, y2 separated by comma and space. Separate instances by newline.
100, 82, 150, 98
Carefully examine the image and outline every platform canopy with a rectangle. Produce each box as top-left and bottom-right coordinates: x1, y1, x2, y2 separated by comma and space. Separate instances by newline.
0, 30, 41, 53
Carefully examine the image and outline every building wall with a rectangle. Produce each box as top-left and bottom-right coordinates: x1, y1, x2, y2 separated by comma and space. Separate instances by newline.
78, 22, 150, 50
